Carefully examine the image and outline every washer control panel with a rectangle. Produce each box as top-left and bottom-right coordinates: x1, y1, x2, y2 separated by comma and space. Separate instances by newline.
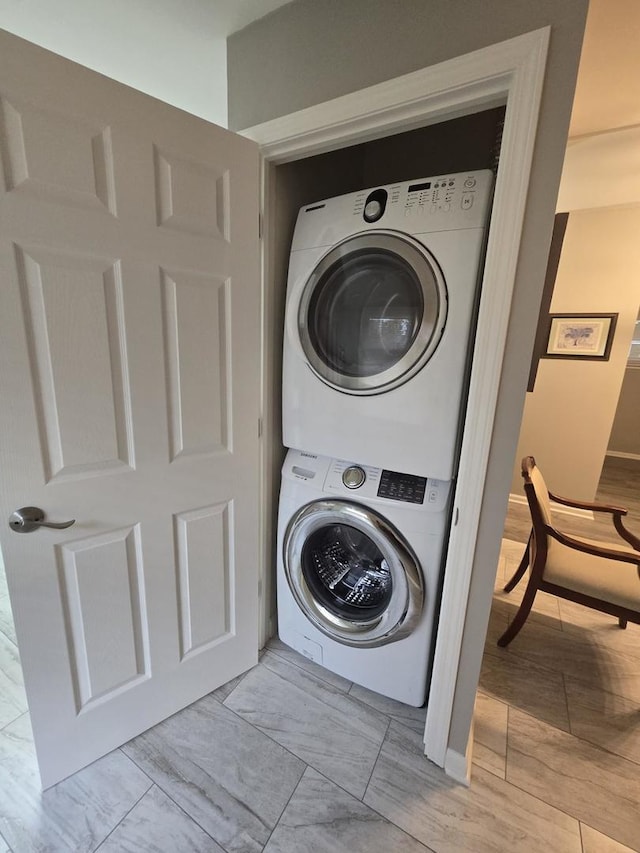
322, 456, 450, 511
377, 469, 426, 504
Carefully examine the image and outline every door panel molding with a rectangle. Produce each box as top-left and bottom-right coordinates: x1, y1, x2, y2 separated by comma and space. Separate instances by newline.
15, 245, 134, 481
174, 501, 234, 658
56, 524, 149, 711
0, 95, 118, 214
160, 268, 232, 460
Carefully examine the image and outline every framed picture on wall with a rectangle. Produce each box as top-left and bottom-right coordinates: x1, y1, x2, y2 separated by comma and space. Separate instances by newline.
544, 313, 618, 361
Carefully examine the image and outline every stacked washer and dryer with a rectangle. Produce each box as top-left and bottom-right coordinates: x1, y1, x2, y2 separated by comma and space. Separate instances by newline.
277, 171, 493, 706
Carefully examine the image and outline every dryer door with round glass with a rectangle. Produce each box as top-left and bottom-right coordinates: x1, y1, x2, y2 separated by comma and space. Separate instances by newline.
283, 499, 424, 647
298, 231, 447, 394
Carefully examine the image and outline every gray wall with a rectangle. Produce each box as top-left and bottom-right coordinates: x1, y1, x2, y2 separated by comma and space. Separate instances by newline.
228, 0, 586, 132
229, 0, 589, 765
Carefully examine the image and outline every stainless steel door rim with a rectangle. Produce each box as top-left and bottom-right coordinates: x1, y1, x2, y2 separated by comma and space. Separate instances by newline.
297, 230, 447, 394
283, 499, 424, 647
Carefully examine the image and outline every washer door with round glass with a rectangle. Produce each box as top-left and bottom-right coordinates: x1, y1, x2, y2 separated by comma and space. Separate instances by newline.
298, 231, 447, 395
283, 499, 424, 647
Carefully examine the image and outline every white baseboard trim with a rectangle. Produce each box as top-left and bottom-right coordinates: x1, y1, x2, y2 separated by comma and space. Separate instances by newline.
606, 450, 640, 462
509, 493, 594, 521
444, 744, 471, 787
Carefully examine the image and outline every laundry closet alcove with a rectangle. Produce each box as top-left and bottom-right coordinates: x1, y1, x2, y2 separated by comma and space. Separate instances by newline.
240, 26, 554, 782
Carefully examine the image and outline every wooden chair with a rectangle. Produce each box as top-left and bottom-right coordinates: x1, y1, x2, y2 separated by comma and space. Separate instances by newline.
498, 455, 640, 647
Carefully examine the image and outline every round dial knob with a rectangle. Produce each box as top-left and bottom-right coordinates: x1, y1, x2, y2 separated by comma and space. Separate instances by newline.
342, 466, 366, 489
364, 199, 382, 220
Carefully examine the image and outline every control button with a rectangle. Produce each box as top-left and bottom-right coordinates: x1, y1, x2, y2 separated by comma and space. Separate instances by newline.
342, 466, 366, 489
461, 193, 474, 210
363, 188, 387, 222
464, 177, 477, 188
364, 200, 382, 220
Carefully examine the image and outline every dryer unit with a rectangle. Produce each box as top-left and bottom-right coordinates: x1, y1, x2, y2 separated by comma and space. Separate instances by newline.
282, 170, 494, 480
277, 448, 452, 707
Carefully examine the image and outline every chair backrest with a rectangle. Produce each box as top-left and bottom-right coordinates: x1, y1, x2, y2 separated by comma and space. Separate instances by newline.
522, 456, 553, 529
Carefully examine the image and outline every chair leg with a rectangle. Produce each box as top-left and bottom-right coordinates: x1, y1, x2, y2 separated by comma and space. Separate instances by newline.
504, 531, 532, 593
618, 617, 628, 630
497, 574, 539, 647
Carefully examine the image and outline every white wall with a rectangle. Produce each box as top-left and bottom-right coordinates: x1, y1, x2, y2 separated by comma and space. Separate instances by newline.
0, 0, 228, 125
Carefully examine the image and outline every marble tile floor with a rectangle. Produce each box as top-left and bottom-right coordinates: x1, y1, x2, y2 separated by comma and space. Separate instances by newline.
1, 457, 639, 852
1, 579, 639, 852
478, 539, 640, 851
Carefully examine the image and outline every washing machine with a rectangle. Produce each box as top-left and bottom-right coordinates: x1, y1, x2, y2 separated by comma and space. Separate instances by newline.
276, 448, 452, 707
282, 170, 494, 481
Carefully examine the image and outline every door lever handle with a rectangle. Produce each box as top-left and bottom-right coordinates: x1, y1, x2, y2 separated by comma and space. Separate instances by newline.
9, 506, 76, 533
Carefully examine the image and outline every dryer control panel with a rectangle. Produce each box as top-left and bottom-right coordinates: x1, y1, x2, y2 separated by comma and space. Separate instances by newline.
293, 169, 493, 250
349, 170, 493, 230
402, 174, 480, 216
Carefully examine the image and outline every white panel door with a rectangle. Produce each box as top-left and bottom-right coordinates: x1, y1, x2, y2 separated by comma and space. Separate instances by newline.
0, 30, 260, 788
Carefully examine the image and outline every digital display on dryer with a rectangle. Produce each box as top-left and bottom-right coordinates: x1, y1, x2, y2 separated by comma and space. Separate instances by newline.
377, 470, 427, 504
408, 182, 432, 192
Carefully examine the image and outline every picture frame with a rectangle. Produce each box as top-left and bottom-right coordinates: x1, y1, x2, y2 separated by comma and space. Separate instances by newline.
544, 313, 618, 361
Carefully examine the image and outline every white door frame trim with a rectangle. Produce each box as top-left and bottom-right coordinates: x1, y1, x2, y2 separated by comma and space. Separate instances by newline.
241, 26, 550, 775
